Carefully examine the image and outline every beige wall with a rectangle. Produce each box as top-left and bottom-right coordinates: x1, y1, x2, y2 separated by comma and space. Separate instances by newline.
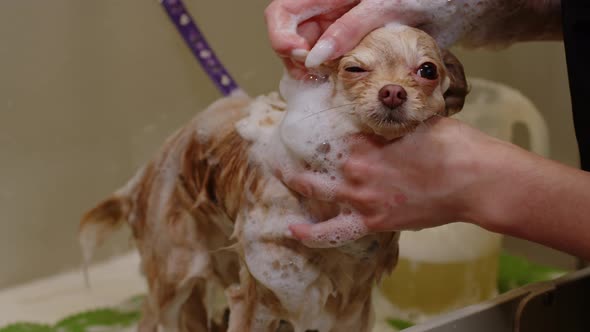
0, 1, 578, 289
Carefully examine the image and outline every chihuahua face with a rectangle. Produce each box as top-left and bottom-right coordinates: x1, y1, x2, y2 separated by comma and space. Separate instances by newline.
329, 26, 468, 140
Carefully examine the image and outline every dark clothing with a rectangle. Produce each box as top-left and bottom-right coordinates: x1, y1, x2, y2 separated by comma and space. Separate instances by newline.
562, 0, 590, 170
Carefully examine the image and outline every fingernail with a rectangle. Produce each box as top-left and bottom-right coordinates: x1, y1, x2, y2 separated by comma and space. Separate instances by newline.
291, 48, 309, 62
305, 39, 335, 68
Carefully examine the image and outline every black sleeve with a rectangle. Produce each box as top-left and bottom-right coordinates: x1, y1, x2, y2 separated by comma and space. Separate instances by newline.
562, 0, 590, 171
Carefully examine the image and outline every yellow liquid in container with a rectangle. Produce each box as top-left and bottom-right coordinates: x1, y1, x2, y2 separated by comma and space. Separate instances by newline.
380, 223, 501, 322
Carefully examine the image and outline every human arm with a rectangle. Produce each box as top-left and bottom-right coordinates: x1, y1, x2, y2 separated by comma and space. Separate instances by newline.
286, 117, 590, 261
265, 0, 563, 72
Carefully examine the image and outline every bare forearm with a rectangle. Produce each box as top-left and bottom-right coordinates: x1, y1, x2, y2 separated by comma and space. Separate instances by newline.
464, 140, 590, 260
462, 0, 563, 46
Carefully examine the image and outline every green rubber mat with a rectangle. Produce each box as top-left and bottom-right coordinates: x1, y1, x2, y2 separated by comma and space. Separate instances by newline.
0, 296, 143, 332
0, 252, 568, 332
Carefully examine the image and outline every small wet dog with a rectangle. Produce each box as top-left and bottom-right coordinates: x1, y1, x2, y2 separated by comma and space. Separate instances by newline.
79, 26, 467, 332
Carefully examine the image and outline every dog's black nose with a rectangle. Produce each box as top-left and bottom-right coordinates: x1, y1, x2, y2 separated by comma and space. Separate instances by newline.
378, 84, 407, 109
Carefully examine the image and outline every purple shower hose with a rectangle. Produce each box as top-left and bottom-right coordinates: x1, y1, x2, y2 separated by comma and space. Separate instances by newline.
160, 0, 240, 96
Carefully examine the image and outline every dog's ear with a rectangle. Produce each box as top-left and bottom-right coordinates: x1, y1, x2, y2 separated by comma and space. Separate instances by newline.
442, 50, 469, 116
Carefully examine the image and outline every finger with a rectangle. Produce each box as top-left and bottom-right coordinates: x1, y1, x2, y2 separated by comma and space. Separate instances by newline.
265, 0, 355, 56
340, 159, 369, 185
264, 1, 309, 55
297, 20, 323, 49
305, 3, 390, 67
265, 18, 309, 57
303, 3, 359, 43
289, 212, 369, 248
284, 172, 345, 202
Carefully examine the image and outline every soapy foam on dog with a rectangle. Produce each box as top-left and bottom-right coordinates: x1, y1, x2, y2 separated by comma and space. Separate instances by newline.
238, 74, 359, 202
238, 187, 337, 331
302, 212, 369, 249
276, 74, 359, 196
244, 219, 336, 331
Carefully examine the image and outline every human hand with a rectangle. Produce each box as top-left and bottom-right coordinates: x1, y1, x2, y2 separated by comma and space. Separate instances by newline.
265, 0, 562, 77
265, 0, 486, 76
286, 117, 500, 248
264, 0, 358, 78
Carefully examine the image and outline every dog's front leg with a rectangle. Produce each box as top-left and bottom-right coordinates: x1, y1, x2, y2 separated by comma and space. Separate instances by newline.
233, 200, 337, 332
226, 267, 281, 332
137, 216, 212, 332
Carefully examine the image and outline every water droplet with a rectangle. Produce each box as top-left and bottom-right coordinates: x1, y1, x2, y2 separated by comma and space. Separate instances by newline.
303, 73, 328, 85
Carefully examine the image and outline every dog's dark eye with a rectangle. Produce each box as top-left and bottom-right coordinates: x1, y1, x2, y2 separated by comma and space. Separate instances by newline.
345, 66, 367, 73
417, 62, 438, 80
